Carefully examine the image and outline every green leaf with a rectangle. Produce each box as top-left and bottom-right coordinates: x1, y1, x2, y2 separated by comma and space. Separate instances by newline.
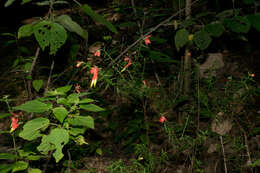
0, 113, 11, 119
12, 161, 28, 172
37, 128, 69, 163
224, 16, 251, 33
175, 28, 189, 50
96, 148, 102, 155
56, 85, 72, 93
33, 20, 67, 55
57, 98, 68, 105
28, 168, 42, 173
13, 100, 50, 113
247, 14, 260, 32
0, 153, 16, 160
243, 0, 255, 5
81, 4, 118, 33
22, 0, 32, 5
205, 23, 225, 37
67, 116, 94, 129
0, 164, 13, 173
33, 80, 43, 92
52, 106, 68, 123
55, 15, 88, 40
19, 118, 50, 141
69, 127, 86, 136
67, 93, 79, 104
80, 104, 105, 112
148, 50, 179, 63
251, 158, 260, 167
79, 98, 95, 104
18, 24, 34, 39
37, 135, 55, 155
4, 0, 16, 7
193, 30, 212, 50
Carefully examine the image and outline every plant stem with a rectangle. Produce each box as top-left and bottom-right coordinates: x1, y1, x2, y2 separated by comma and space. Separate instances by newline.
220, 135, 228, 173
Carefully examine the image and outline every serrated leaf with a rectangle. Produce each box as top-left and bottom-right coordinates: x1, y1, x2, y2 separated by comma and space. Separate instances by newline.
33, 20, 67, 54
80, 104, 105, 112
4, 0, 16, 7
56, 85, 72, 93
69, 127, 86, 136
19, 118, 49, 141
37, 135, 55, 155
0, 153, 16, 160
52, 106, 68, 123
46, 128, 69, 162
55, 15, 88, 40
57, 98, 68, 105
81, 4, 118, 33
247, 14, 260, 32
13, 100, 50, 113
224, 16, 251, 33
33, 80, 43, 92
67, 116, 94, 129
205, 23, 225, 37
79, 98, 95, 104
194, 30, 212, 50
0, 164, 13, 173
175, 28, 189, 50
18, 24, 33, 39
67, 93, 79, 104
12, 161, 28, 172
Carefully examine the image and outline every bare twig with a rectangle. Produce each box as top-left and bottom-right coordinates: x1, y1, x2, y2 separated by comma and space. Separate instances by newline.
27, 47, 40, 100
220, 135, 228, 173
45, 60, 55, 93
107, 0, 200, 68
67, 149, 71, 173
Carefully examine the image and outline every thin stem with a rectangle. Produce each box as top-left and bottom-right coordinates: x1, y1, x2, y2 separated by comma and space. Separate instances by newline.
45, 60, 55, 93
220, 135, 228, 173
27, 47, 40, 100
107, 0, 200, 68
11, 133, 18, 162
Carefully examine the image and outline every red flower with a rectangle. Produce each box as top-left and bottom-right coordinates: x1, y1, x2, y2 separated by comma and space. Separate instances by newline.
121, 56, 131, 72
94, 50, 101, 57
144, 35, 152, 46
159, 116, 167, 123
10, 112, 21, 132
11, 117, 19, 132
251, 73, 255, 78
90, 66, 99, 88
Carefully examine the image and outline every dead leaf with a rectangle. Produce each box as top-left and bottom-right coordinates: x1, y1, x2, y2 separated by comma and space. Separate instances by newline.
211, 119, 232, 136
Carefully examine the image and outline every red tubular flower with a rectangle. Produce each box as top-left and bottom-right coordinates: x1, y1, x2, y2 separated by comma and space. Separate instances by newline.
144, 35, 152, 46
11, 117, 19, 132
90, 66, 99, 88
10, 112, 22, 132
94, 50, 101, 57
121, 56, 131, 72
159, 116, 167, 123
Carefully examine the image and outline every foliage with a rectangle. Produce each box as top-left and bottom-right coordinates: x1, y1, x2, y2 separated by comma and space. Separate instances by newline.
0, 0, 260, 172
